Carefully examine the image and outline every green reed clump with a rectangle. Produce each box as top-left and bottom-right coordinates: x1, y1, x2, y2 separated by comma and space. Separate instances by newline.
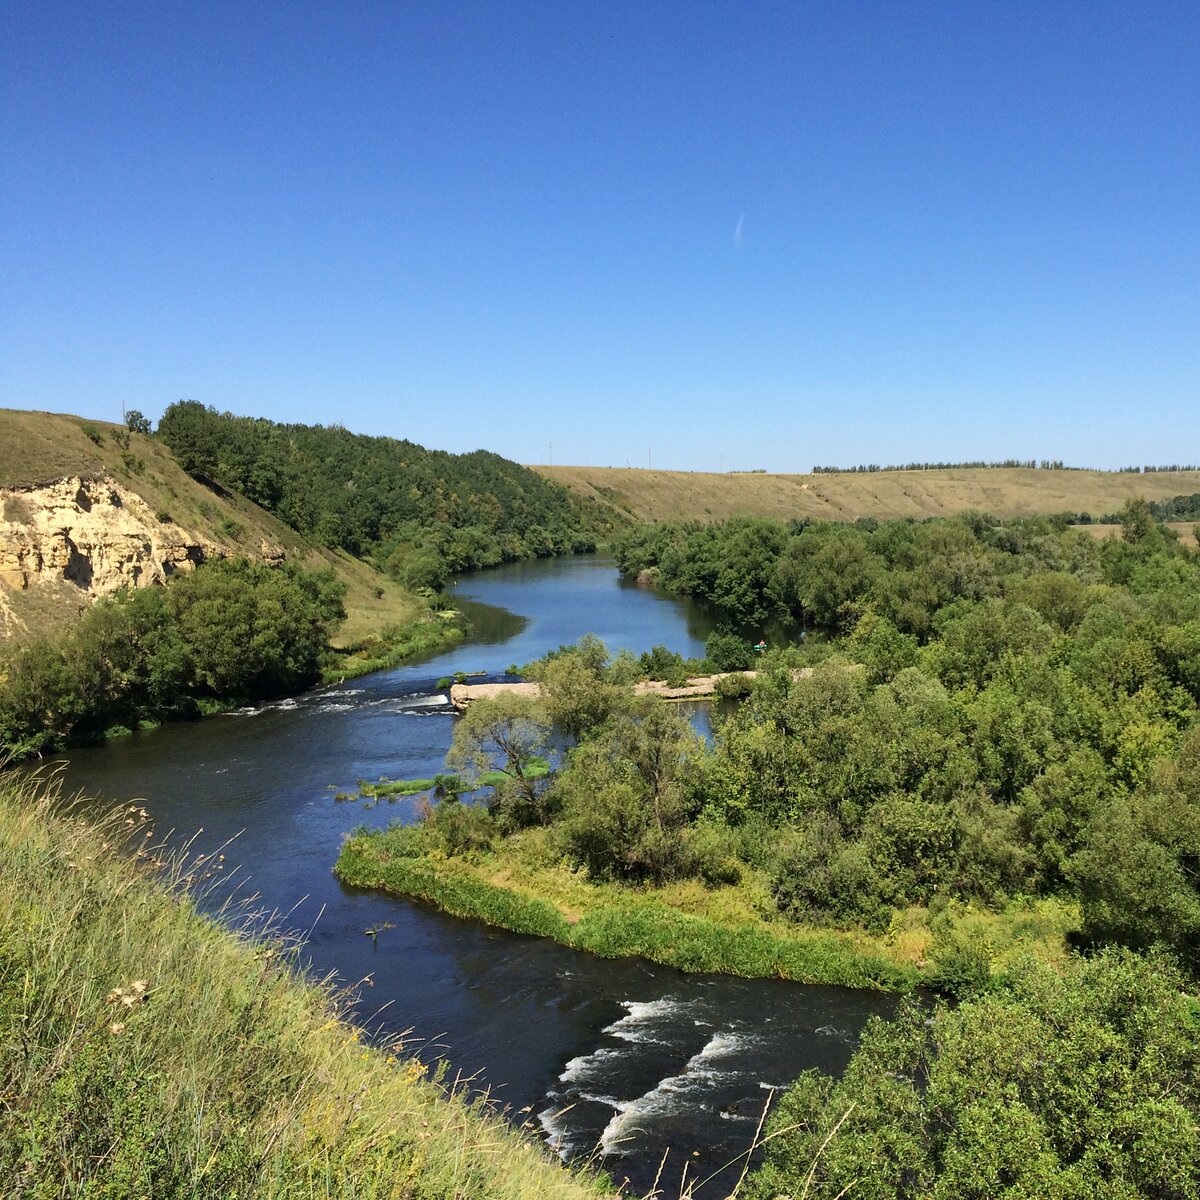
0, 769, 607, 1200
570, 903, 915, 990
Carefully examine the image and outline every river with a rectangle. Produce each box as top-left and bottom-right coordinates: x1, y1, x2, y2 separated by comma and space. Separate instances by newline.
57, 555, 896, 1197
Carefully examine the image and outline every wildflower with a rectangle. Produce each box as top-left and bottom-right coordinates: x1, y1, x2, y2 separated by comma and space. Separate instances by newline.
106, 979, 150, 1009
108, 1022, 125, 1035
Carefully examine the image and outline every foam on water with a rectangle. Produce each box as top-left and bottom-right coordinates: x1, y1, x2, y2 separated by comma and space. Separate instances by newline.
602, 996, 688, 1044
814, 1024, 849, 1040
597, 1029, 756, 1157
559, 1046, 625, 1083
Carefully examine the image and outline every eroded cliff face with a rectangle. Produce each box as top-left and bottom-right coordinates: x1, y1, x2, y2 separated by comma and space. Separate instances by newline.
0, 475, 223, 599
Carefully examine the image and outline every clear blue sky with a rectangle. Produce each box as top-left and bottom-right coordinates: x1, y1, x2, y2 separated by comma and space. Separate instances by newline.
3, 2, 1197, 472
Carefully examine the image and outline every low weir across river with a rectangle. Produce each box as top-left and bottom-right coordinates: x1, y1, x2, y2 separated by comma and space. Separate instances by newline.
57, 556, 897, 1198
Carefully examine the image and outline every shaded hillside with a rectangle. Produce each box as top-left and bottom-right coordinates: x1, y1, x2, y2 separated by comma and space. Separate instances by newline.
535, 464, 1200, 525
157, 402, 618, 588
0, 409, 435, 648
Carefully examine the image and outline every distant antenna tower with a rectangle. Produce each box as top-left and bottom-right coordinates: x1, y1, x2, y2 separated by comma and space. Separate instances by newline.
548, 439, 553, 466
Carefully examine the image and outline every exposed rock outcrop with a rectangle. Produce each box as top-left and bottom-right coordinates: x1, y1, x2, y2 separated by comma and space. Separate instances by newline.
1, 475, 233, 599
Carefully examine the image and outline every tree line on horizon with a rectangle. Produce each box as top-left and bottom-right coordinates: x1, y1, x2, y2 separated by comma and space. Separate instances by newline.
811, 459, 1199, 474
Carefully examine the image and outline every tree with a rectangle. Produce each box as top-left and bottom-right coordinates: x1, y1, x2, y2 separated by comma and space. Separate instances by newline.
556, 697, 704, 881
445, 694, 552, 829
1120, 495, 1155, 544
704, 629, 754, 673
747, 950, 1200, 1199
1070, 731, 1200, 957
156, 400, 226, 478
124, 409, 152, 435
534, 651, 627, 743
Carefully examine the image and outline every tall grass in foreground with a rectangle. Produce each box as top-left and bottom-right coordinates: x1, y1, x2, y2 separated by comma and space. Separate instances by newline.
0, 769, 610, 1200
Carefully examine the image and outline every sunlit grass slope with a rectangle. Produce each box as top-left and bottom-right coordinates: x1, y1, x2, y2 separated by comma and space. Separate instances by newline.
0, 407, 457, 661
534, 464, 1200, 525
0, 771, 609, 1199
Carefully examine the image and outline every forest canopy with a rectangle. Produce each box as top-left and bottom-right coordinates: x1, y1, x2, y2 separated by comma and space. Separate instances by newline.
156, 401, 616, 588
384, 506, 1200, 976
0, 559, 346, 758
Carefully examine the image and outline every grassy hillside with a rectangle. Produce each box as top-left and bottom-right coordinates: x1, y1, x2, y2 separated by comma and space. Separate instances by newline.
0, 409, 445, 653
535, 464, 1200, 525
0, 770, 608, 1199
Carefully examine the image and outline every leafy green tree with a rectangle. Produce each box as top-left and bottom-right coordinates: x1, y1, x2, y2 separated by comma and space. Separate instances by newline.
747, 950, 1200, 1200
846, 610, 919, 683
0, 639, 84, 757
1121, 495, 1155, 544
556, 697, 704, 882
703, 629, 754, 673
638, 644, 689, 686
167, 559, 344, 701
1071, 730, 1200, 956
155, 400, 221, 477
123, 409, 151, 435
534, 651, 628, 743
445, 693, 552, 830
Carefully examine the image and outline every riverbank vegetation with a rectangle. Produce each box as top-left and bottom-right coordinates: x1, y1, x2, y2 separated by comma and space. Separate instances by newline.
0, 558, 347, 759
0, 770, 608, 1199
156, 401, 620, 589
340, 505, 1200, 996
746, 948, 1200, 1198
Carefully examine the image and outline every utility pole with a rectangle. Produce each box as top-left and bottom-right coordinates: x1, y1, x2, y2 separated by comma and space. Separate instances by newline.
548, 439, 553, 466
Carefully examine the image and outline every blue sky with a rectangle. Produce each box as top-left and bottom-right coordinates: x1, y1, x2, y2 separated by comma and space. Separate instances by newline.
2, 2, 1197, 472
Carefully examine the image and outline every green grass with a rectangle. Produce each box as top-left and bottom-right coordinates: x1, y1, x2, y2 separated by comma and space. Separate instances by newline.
0, 770, 610, 1199
337, 826, 1080, 995
323, 610, 466, 684
356, 759, 551, 800
335, 829, 921, 991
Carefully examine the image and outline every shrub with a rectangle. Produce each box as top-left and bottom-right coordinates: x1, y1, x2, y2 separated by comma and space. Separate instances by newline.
424, 799, 496, 857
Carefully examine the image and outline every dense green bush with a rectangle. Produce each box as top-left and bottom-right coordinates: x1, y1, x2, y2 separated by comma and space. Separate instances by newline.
746, 950, 1200, 1199
0, 559, 345, 758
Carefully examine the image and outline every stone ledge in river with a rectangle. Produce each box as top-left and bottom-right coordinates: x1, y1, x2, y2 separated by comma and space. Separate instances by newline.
448, 668, 823, 711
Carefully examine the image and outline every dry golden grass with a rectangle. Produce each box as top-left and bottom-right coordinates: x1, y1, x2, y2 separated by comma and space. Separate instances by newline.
534, 464, 1200, 525
1078, 521, 1199, 548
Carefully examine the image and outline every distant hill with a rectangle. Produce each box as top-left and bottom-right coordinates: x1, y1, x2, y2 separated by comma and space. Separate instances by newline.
534, 464, 1200, 526
0, 409, 432, 646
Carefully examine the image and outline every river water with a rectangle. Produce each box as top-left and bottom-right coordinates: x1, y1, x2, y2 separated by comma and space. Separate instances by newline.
56, 556, 896, 1197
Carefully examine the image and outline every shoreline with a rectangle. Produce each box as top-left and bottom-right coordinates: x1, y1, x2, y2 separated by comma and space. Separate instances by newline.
335, 833, 923, 993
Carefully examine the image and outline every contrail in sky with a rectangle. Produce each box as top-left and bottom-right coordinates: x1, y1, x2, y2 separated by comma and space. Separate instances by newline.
734, 213, 744, 249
